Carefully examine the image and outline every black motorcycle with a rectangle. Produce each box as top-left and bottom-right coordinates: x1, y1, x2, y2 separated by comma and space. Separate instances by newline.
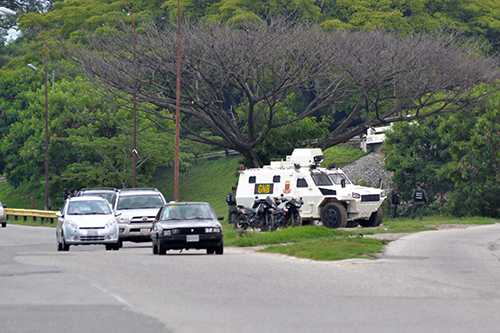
235, 196, 278, 231
234, 205, 256, 230
280, 196, 304, 228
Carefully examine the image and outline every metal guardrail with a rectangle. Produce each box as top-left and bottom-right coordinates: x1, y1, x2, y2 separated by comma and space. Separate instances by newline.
5, 208, 57, 224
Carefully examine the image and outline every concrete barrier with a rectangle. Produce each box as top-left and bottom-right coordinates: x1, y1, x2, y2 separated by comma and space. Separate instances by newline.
5, 208, 57, 225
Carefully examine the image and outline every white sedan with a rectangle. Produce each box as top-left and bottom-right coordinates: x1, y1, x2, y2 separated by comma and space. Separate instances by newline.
56, 196, 120, 251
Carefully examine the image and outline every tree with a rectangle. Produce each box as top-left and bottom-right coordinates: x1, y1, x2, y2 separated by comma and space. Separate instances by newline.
0, 74, 177, 204
383, 88, 500, 218
58, 19, 499, 167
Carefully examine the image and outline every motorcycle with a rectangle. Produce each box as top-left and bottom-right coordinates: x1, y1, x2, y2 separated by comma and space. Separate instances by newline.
280, 196, 304, 228
235, 196, 278, 231
234, 205, 256, 230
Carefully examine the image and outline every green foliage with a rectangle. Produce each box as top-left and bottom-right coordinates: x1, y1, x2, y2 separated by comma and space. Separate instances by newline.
436, 89, 500, 217
0, 75, 177, 205
383, 88, 500, 218
383, 115, 454, 203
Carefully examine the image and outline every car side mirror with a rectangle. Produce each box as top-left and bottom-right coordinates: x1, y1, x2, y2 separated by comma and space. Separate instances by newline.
218, 216, 224, 221
56, 212, 62, 217
341, 179, 346, 188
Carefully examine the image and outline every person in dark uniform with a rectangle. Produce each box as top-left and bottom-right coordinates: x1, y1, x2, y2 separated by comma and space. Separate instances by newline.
411, 182, 428, 220
388, 184, 401, 218
226, 186, 237, 227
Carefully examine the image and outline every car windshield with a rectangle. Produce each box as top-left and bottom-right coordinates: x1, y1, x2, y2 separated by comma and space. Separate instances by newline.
161, 204, 215, 221
311, 173, 333, 186
117, 195, 163, 210
67, 200, 112, 215
81, 192, 115, 204
329, 172, 352, 185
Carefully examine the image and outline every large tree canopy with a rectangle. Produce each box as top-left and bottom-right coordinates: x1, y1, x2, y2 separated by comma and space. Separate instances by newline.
58, 19, 499, 167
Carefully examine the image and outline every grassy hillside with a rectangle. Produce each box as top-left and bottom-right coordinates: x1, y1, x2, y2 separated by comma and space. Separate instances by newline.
153, 156, 242, 219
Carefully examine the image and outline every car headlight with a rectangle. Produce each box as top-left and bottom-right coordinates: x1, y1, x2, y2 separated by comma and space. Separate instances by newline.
117, 215, 131, 224
352, 192, 361, 199
205, 227, 221, 233
163, 229, 181, 236
104, 219, 116, 229
65, 220, 79, 231
380, 191, 387, 198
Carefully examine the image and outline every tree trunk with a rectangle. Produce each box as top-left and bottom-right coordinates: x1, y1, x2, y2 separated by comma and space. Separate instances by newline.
241, 149, 264, 168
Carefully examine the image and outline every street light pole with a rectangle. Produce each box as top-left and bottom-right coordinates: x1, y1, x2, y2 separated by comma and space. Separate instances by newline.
174, 0, 181, 201
118, 0, 138, 188
0, 7, 50, 210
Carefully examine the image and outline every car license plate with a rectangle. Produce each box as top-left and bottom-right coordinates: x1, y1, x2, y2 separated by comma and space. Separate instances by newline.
140, 228, 150, 234
186, 235, 199, 242
87, 230, 98, 236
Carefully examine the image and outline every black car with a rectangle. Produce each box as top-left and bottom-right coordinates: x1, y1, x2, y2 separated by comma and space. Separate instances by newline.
151, 202, 224, 255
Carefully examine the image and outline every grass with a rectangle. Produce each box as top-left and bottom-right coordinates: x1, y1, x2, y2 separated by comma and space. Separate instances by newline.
321, 146, 366, 168
262, 237, 388, 261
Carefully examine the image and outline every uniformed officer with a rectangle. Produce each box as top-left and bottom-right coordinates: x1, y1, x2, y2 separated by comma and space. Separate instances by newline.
226, 186, 237, 226
411, 182, 427, 220
388, 184, 401, 218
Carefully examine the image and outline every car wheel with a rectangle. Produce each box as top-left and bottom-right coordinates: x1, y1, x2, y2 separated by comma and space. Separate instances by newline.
1, 222, 6, 228
207, 248, 215, 255
57, 241, 63, 251
321, 202, 348, 229
112, 242, 120, 251
105, 244, 113, 251
61, 236, 70, 251
158, 241, 166, 255
118, 240, 123, 248
152, 238, 158, 254
215, 242, 224, 255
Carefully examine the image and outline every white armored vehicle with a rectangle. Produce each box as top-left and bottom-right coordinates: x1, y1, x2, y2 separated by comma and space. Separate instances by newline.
236, 148, 386, 228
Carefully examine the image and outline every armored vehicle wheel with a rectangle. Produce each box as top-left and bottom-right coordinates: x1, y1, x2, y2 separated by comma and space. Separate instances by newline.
321, 202, 347, 229
359, 207, 383, 227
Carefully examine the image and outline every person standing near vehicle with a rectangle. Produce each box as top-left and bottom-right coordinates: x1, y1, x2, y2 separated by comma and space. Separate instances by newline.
411, 182, 427, 220
388, 184, 401, 218
226, 186, 237, 226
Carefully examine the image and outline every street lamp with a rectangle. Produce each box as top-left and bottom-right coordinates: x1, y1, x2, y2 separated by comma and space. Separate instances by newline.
118, 0, 138, 188
174, 0, 181, 201
0, 7, 51, 210
28, 63, 54, 90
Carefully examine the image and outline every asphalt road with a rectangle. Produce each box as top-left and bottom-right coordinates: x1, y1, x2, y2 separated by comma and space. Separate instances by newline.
1, 223, 500, 333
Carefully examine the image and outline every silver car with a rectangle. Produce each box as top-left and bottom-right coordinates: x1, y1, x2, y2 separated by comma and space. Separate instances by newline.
56, 197, 120, 251
113, 188, 166, 246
